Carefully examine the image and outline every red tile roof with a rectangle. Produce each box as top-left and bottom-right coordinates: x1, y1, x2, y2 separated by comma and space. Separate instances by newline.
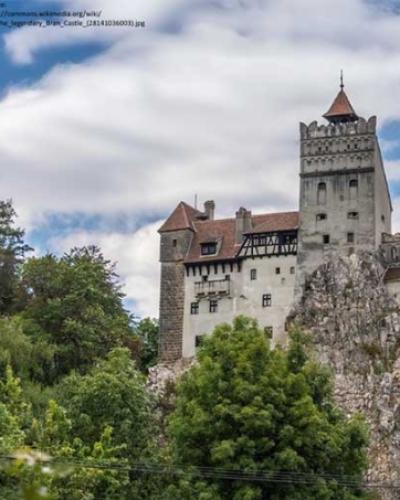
158, 202, 202, 233
323, 89, 358, 121
185, 211, 299, 263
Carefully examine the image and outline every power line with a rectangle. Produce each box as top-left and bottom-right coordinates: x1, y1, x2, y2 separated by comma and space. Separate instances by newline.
1, 455, 399, 490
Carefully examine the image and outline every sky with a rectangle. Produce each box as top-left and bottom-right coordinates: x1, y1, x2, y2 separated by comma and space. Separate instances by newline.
1, 0, 400, 318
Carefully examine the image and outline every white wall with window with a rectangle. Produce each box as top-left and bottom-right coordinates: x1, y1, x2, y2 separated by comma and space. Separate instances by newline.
182, 254, 297, 357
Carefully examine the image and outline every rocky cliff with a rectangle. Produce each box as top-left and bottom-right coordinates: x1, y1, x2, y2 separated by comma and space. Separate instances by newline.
290, 252, 400, 499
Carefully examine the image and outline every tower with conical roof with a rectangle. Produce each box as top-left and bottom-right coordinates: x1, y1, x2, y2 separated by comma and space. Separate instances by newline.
296, 76, 392, 295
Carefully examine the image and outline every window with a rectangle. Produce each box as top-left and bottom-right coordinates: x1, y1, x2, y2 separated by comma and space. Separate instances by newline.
190, 302, 199, 315
316, 213, 327, 221
347, 232, 355, 244
323, 234, 330, 245
201, 242, 217, 255
317, 182, 327, 205
250, 269, 257, 280
172, 239, 177, 247
195, 335, 204, 348
209, 299, 218, 313
275, 267, 281, 275
290, 266, 295, 275
264, 326, 273, 339
202, 275, 208, 282
381, 215, 385, 223
262, 294, 272, 307
349, 179, 358, 200
348, 211, 359, 220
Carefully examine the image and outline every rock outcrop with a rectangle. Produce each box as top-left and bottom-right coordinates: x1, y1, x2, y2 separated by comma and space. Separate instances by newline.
290, 252, 400, 499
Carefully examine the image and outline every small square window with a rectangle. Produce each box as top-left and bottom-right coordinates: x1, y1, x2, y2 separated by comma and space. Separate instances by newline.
347, 232, 354, 244
275, 267, 280, 275
262, 294, 272, 307
202, 275, 208, 282
250, 269, 257, 280
323, 234, 330, 245
201, 242, 217, 255
209, 299, 218, 313
316, 213, 327, 222
190, 302, 199, 315
290, 266, 295, 275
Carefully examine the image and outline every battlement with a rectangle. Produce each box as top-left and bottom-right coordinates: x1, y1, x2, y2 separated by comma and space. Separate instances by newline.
300, 116, 377, 140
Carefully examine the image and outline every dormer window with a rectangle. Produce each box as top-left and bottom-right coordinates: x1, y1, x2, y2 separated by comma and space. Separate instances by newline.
201, 242, 217, 256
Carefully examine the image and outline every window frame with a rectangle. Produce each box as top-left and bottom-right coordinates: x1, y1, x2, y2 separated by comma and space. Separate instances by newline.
262, 294, 272, 307
190, 302, 199, 315
250, 268, 257, 281
201, 242, 218, 256
209, 299, 218, 313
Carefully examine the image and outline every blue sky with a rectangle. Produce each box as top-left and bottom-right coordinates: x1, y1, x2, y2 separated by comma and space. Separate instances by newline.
1, 0, 400, 317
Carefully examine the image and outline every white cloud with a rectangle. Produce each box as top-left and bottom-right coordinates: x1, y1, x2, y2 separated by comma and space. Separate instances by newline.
49, 221, 162, 318
2, 0, 400, 315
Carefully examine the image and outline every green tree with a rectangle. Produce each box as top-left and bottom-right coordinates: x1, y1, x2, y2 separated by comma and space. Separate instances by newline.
167, 317, 370, 500
134, 317, 159, 370
21, 247, 135, 379
0, 200, 32, 314
58, 348, 156, 462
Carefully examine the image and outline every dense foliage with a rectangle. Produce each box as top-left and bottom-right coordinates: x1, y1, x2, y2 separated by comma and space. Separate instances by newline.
167, 317, 371, 499
0, 201, 372, 499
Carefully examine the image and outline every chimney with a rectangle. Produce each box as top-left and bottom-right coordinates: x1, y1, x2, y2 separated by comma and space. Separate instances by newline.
235, 207, 252, 243
204, 200, 215, 220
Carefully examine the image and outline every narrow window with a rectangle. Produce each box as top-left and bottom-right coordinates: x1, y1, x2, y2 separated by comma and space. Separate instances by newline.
348, 211, 359, 220
347, 232, 354, 244
381, 215, 385, 223
349, 179, 358, 200
262, 294, 272, 307
316, 213, 327, 222
209, 299, 218, 313
275, 267, 280, 275
172, 239, 177, 247
250, 269, 257, 280
323, 234, 330, 245
190, 302, 199, 315
317, 182, 327, 205
290, 266, 295, 275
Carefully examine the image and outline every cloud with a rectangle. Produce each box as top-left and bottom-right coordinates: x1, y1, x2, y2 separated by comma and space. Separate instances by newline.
2, 0, 400, 314
49, 221, 162, 318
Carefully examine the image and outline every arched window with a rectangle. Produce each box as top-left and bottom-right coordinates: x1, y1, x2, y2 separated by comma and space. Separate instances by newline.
349, 179, 358, 200
317, 182, 327, 205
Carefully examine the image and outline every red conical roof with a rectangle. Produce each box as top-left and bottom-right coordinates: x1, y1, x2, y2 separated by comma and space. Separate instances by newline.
323, 87, 358, 123
158, 201, 201, 233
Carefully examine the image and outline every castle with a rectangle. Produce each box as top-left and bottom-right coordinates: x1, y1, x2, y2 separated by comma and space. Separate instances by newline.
158, 79, 400, 361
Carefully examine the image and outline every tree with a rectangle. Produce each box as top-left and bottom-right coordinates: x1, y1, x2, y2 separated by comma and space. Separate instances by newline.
0, 200, 32, 314
58, 348, 156, 462
134, 317, 159, 370
21, 247, 136, 379
167, 317, 370, 500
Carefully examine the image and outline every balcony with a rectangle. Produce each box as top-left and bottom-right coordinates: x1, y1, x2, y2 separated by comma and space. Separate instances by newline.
194, 278, 231, 298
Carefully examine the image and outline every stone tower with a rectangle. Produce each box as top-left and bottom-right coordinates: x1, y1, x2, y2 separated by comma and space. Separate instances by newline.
296, 79, 392, 293
158, 202, 200, 361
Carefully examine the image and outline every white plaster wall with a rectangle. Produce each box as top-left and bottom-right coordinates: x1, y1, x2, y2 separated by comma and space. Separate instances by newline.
182, 255, 296, 357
